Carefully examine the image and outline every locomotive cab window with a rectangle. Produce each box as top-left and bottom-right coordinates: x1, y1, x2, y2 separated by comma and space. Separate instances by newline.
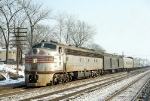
44, 43, 56, 50
32, 43, 42, 48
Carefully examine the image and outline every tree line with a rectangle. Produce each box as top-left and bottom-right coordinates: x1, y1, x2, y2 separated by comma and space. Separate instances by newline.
0, 0, 105, 64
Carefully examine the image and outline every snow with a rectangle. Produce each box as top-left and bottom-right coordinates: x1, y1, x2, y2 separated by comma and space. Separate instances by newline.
0, 64, 149, 101
110, 73, 150, 101
0, 64, 25, 86
68, 70, 150, 101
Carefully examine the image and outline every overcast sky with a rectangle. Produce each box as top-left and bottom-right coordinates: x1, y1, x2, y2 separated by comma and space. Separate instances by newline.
37, 0, 150, 60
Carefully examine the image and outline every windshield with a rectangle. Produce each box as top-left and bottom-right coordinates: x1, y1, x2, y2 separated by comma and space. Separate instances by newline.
44, 43, 56, 50
32, 43, 42, 48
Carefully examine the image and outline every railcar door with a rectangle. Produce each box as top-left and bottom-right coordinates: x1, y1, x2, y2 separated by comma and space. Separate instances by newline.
83, 57, 90, 77
84, 57, 87, 70
63, 55, 66, 72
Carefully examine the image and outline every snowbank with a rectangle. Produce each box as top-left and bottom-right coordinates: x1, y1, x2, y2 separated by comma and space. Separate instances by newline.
0, 64, 25, 86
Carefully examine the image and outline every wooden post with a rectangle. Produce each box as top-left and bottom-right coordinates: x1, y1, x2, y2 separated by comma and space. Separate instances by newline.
16, 27, 19, 75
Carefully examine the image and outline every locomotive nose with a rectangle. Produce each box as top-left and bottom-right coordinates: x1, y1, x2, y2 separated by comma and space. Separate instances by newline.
33, 48, 39, 54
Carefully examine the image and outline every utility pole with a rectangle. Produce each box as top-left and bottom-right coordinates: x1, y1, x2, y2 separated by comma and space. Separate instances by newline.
11, 27, 27, 74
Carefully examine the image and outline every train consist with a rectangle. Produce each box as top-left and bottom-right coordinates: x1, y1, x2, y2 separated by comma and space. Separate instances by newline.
25, 40, 147, 87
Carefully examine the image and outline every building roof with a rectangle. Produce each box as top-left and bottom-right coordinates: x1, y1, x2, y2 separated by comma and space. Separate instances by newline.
0, 48, 16, 51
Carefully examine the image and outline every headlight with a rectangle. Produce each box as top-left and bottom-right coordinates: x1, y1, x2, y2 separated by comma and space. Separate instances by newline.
33, 48, 39, 54
32, 58, 37, 63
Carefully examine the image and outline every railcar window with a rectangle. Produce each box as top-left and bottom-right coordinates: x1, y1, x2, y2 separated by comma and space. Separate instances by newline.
44, 43, 56, 49
32, 43, 42, 48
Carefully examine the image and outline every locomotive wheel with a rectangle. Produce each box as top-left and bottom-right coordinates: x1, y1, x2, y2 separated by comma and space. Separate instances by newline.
91, 72, 95, 78
53, 74, 59, 85
100, 72, 103, 76
95, 73, 98, 77
53, 78, 58, 85
69, 75, 72, 81
89, 74, 91, 78
65, 74, 69, 83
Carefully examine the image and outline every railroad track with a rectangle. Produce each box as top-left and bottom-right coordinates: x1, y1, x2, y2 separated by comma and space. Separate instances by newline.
0, 81, 25, 96
20, 70, 146, 101
105, 71, 150, 101
51, 70, 146, 101
0, 72, 128, 100
0, 69, 148, 101
132, 78, 150, 101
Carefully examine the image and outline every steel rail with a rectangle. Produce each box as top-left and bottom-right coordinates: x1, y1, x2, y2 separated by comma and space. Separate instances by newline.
105, 73, 149, 101
22, 71, 142, 101
132, 78, 150, 101
0, 72, 126, 100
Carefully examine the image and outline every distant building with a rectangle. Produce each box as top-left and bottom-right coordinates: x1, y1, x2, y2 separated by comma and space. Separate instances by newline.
0, 48, 17, 63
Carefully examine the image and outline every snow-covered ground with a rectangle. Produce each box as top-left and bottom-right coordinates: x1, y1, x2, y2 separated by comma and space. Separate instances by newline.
31, 69, 150, 101
0, 64, 149, 101
0, 64, 25, 86
71, 69, 150, 101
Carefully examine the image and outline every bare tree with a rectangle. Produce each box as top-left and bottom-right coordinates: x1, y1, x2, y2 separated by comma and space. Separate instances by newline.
30, 24, 54, 46
0, 0, 23, 64
63, 15, 76, 45
70, 20, 96, 47
0, 27, 5, 47
53, 13, 76, 45
19, 0, 51, 47
53, 13, 96, 47
53, 12, 66, 42
87, 43, 105, 52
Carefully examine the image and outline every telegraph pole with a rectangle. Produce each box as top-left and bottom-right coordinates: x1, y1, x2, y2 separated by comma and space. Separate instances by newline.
11, 27, 27, 74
